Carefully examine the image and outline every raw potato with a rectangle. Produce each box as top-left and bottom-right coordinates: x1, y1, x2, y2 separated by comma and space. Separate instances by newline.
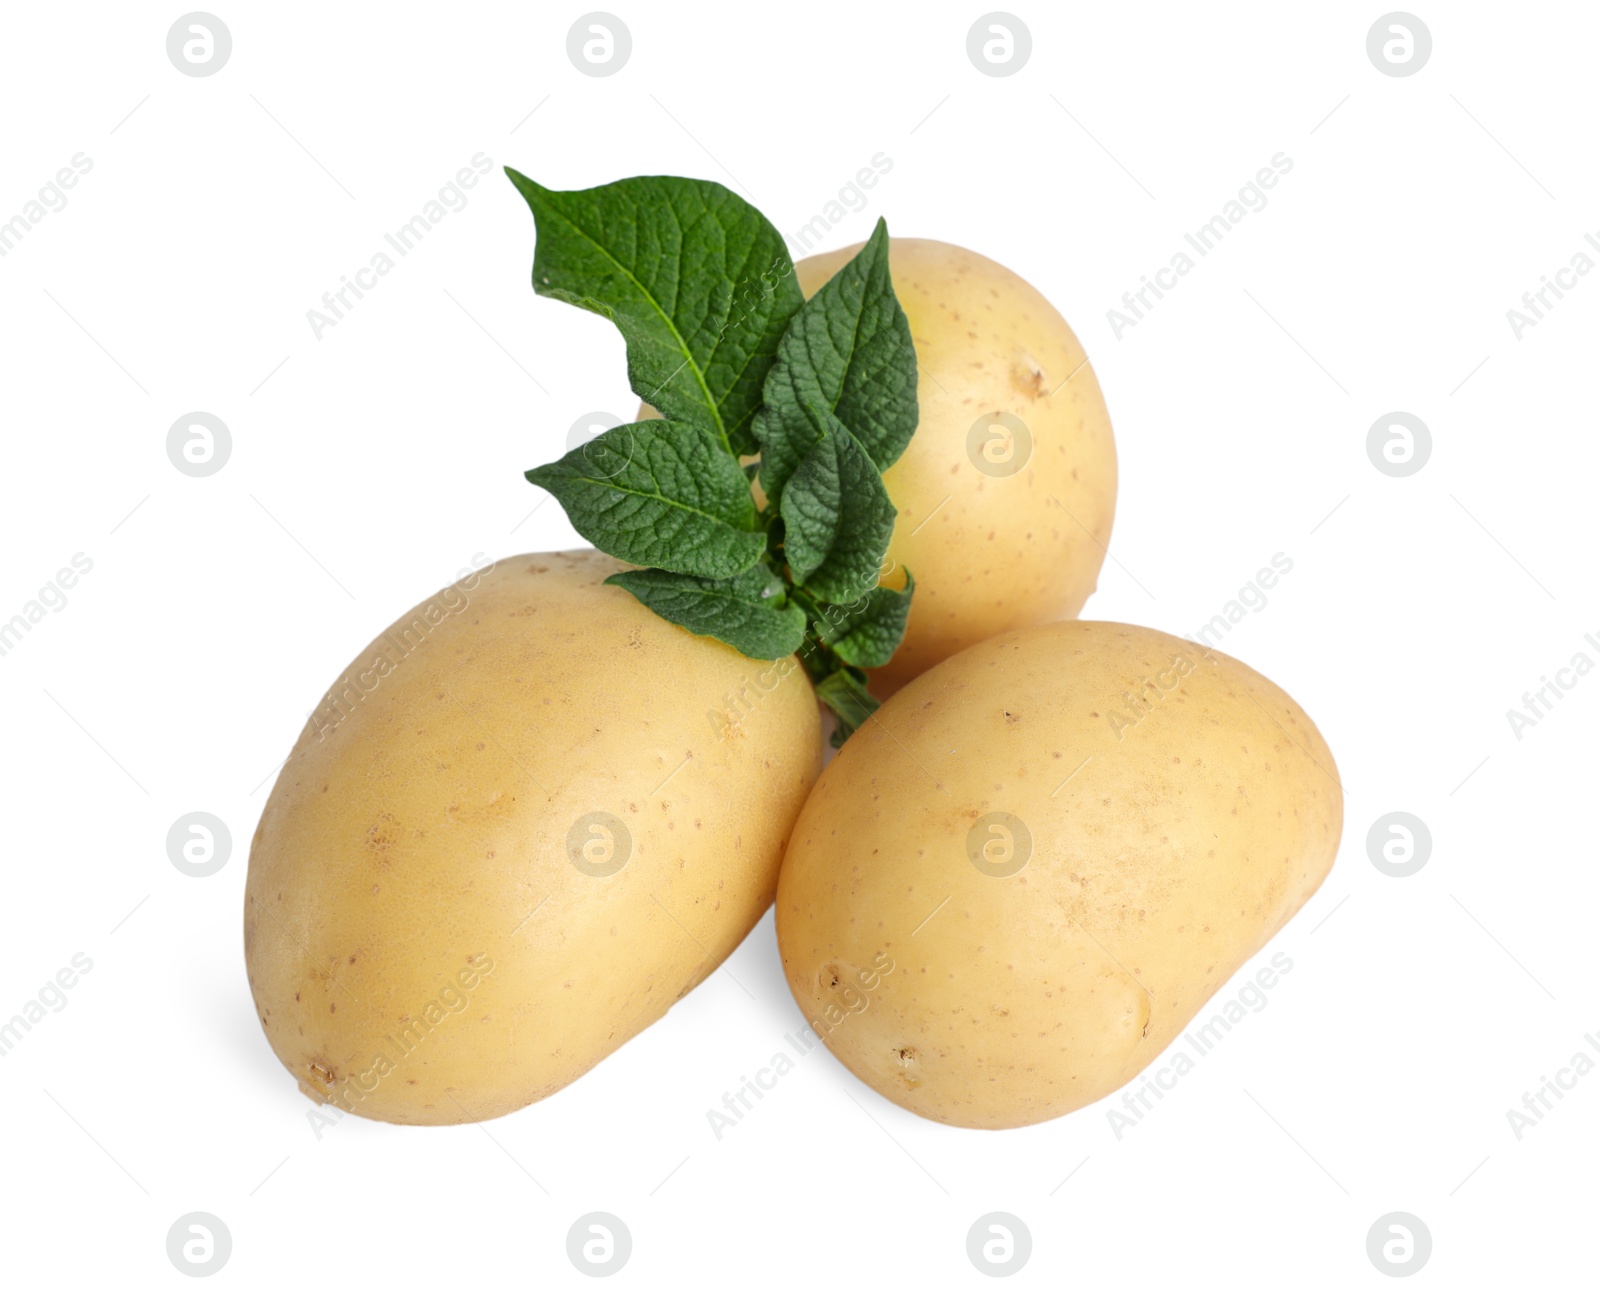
797, 238, 1117, 694
245, 550, 821, 1125
775, 620, 1341, 1130
640, 238, 1117, 696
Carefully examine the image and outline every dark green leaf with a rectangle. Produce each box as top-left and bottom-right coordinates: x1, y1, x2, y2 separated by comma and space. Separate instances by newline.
507, 169, 802, 455
526, 420, 765, 578
815, 668, 879, 747
750, 397, 830, 508
812, 572, 915, 669
753, 218, 918, 500
780, 428, 897, 602
605, 565, 806, 660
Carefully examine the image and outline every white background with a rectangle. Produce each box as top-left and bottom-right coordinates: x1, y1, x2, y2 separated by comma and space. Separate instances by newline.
2, 1, 1595, 1284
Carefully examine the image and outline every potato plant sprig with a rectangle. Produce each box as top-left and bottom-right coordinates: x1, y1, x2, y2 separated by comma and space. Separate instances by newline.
507, 170, 919, 743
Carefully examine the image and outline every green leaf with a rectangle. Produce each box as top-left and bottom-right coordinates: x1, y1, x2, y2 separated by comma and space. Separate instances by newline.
605, 565, 806, 660
813, 573, 915, 669
503, 172, 922, 731
526, 420, 765, 578
749, 397, 829, 508
780, 428, 897, 602
507, 169, 802, 456
815, 668, 879, 747
753, 218, 918, 501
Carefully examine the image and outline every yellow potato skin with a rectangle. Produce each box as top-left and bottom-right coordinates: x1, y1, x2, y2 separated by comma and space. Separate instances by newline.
775, 620, 1340, 1130
245, 550, 821, 1125
796, 239, 1117, 695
